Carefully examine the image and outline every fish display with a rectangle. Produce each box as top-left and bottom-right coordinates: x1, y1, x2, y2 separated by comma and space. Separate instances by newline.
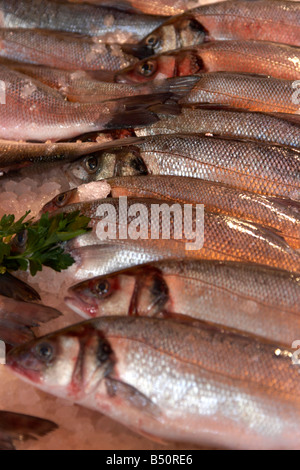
134, 0, 300, 58
1, 0, 300, 451
0, 0, 164, 43
117, 41, 300, 82
66, 260, 300, 345
7, 316, 300, 450
0, 411, 57, 450
0, 296, 61, 346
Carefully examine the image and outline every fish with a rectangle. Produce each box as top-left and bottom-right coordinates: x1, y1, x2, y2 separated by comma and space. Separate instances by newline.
0, 0, 165, 43
0, 411, 58, 450
91, 176, 300, 248
0, 29, 139, 72
0, 272, 40, 302
0, 296, 61, 346
0, 65, 170, 142
58, 135, 300, 200
179, 72, 300, 116
5, 64, 199, 104
135, 107, 300, 150
59, 197, 300, 274
66, 260, 300, 346
43, 177, 300, 249
116, 41, 300, 83
131, 0, 300, 59
7, 315, 300, 449
71, 0, 220, 16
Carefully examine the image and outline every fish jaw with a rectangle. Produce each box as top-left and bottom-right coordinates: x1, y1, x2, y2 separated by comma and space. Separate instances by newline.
7, 323, 115, 402
65, 294, 99, 319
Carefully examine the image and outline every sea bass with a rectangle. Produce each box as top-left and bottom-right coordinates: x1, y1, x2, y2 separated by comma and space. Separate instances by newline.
59, 135, 300, 200
0, 29, 139, 72
66, 260, 300, 346
135, 107, 300, 149
0, 0, 164, 43
43, 177, 300, 249
59, 197, 300, 273
0, 66, 165, 142
116, 41, 300, 83
0, 296, 61, 346
178, 72, 300, 116
7, 316, 300, 449
133, 0, 300, 58
0, 411, 57, 450
6, 64, 199, 104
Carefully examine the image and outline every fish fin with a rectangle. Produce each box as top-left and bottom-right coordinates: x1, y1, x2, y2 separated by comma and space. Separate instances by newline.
149, 104, 181, 115
0, 272, 41, 302
106, 109, 159, 129
105, 93, 178, 129
105, 377, 161, 419
150, 76, 200, 100
266, 196, 300, 214
267, 112, 300, 125
0, 411, 58, 450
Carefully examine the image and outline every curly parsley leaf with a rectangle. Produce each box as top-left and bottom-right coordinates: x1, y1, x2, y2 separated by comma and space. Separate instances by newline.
0, 211, 91, 276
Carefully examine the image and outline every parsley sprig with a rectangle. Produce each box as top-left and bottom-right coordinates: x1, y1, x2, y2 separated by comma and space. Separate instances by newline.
0, 211, 91, 276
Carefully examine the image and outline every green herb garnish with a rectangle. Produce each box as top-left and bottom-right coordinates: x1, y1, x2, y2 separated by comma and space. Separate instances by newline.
0, 211, 91, 276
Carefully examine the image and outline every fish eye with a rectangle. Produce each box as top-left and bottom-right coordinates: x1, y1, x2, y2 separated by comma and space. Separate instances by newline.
35, 342, 54, 363
55, 192, 69, 207
95, 280, 110, 297
137, 60, 157, 77
97, 341, 112, 364
145, 35, 159, 48
83, 155, 99, 174
14, 230, 28, 248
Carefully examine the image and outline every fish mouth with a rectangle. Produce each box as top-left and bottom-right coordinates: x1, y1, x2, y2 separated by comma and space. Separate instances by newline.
121, 43, 154, 60
6, 350, 42, 384
64, 294, 98, 319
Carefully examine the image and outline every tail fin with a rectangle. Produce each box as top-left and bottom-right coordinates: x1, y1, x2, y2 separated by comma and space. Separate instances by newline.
105, 92, 179, 129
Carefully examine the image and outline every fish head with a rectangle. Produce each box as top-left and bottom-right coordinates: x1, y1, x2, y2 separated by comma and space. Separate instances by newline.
7, 322, 115, 400
124, 16, 207, 59
115, 49, 205, 83
64, 147, 148, 185
66, 267, 170, 319
65, 273, 138, 319
42, 188, 78, 214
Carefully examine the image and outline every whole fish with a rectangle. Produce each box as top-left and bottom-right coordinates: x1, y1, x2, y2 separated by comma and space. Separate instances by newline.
6, 64, 199, 104
0, 272, 40, 302
116, 41, 300, 83
132, 0, 300, 59
61, 135, 300, 200
66, 260, 300, 346
0, 411, 58, 450
0, 296, 61, 346
179, 72, 300, 116
61, 197, 300, 273
0, 66, 167, 142
7, 316, 300, 449
135, 107, 300, 149
105, 176, 300, 248
70, 0, 220, 16
0, 29, 139, 72
43, 177, 300, 249
0, 0, 164, 43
